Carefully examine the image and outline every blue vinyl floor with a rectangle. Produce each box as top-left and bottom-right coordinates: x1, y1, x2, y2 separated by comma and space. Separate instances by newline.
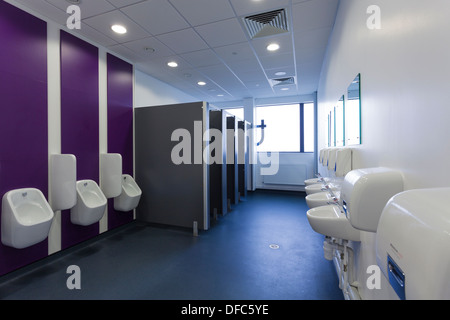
0, 190, 343, 300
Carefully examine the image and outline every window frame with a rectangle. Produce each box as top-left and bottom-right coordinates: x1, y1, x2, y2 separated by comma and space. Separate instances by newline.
255, 102, 315, 154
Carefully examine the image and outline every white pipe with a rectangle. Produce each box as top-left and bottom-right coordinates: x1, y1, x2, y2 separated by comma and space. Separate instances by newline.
325, 237, 362, 300
343, 241, 349, 296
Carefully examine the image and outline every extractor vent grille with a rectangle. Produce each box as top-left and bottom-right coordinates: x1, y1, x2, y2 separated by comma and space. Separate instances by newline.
243, 8, 289, 39
270, 77, 296, 87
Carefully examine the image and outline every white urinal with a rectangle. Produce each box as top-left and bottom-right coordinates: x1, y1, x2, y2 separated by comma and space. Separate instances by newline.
70, 180, 107, 226
1, 188, 54, 249
114, 174, 142, 212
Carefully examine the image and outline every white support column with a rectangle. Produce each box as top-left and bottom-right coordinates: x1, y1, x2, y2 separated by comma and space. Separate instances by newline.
243, 98, 256, 191
47, 22, 62, 255
98, 47, 108, 234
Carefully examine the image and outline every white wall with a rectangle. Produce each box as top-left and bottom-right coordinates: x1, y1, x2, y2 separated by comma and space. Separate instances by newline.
318, 0, 450, 299
134, 70, 197, 107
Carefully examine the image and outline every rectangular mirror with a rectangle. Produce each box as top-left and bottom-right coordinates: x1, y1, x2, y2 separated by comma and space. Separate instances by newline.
336, 95, 345, 147
346, 74, 361, 145
330, 109, 335, 147
327, 113, 330, 147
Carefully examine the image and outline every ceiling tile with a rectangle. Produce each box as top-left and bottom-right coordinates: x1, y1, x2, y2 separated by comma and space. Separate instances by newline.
156, 28, 209, 54
83, 9, 150, 43
106, 0, 143, 8
45, 0, 115, 19
180, 49, 223, 68
229, 0, 290, 16
197, 64, 246, 90
259, 52, 295, 70
122, 36, 174, 59
169, 0, 235, 26
120, 0, 190, 35
195, 18, 248, 48
233, 68, 267, 83
213, 42, 255, 63
226, 58, 265, 80
138, 55, 192, 74
251, 32, 293, 57
245, 80, 273, 91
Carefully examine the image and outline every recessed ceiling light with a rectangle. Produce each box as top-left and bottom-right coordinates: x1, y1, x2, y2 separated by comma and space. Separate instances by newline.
217, 94, 224, 97
167, 61, 178, 68
267, 43, 280, 51
111, 24, 127, 34
198, 81, 206, 86
275, 71, 286, 76
143, 47, 155, 53
281, 87, 290, 91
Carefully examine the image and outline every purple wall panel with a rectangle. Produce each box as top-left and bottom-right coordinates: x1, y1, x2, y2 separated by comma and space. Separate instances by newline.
0, 2, 48, 276
106, 54, 134, 229
60, 31, 100, 249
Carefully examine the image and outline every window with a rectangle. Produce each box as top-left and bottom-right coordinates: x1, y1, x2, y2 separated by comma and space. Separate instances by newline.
255, 103, 315, 153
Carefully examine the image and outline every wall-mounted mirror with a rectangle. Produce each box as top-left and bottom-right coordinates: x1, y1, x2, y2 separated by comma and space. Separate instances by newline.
336, 95, 345, 147
327, 113, 331, 147
329, 109, 335, 147
346, 74, 361, 145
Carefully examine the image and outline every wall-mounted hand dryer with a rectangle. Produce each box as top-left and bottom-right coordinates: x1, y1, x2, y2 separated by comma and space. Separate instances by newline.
376, 188, 450, 299
340, 167, 403, 232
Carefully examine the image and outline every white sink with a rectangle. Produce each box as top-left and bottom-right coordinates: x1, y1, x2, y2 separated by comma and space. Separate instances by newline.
307, 205, 361, 241
304, 178, 328, 186
305, 183, 339, 195
306, 191, 340, 209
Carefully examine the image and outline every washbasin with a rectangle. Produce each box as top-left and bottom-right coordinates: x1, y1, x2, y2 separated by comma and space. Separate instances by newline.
305, 183, 339, 195
307, 205, 361, 241
304, 178, 328, 186
306, 191, 340, 209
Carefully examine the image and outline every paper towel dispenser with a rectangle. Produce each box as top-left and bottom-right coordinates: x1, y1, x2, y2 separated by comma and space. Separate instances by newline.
340, 167, 403, 232
376, 188, 450, 299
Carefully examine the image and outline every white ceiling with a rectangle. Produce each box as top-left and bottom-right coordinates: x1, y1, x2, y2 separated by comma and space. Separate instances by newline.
11, 0, 339, 103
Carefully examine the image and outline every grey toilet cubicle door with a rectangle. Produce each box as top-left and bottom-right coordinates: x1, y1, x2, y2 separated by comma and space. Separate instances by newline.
135, 102, 209, 231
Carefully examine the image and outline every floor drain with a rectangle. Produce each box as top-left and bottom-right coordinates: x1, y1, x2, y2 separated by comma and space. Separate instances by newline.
269, 244, 280, 250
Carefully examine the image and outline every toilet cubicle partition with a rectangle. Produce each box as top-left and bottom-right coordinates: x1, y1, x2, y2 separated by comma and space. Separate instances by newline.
238, 120, 250, 199
209, 110, 228, 217
135, 102, 210, 231
226, 115, 239, 208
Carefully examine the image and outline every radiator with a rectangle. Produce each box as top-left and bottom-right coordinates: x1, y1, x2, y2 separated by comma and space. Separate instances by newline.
263, 164, 307, 186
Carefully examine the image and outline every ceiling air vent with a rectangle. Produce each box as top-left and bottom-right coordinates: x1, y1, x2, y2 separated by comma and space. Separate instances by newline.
270, 77, 296, 87
243, 8, 289, 39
